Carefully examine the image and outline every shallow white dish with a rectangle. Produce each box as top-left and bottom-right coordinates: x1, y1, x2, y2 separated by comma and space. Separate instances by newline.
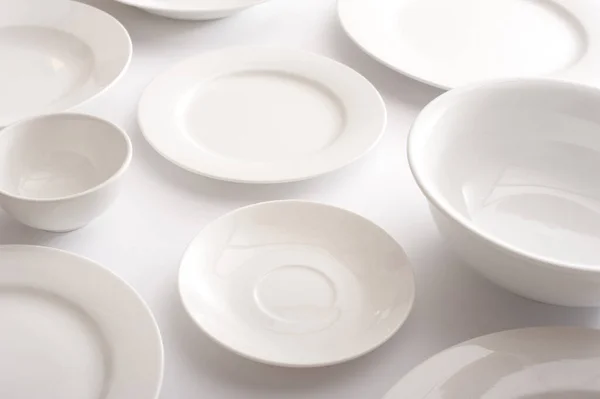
179, 200, 415, 367
113, 0, 268, 20
385, 327, 600, 399
409, 79, 600, 306
0, 0, 131, 127
0, 245, 163, 399
339, 0, 600, 89
0, 113, 132, 232
139, 48, 386, 183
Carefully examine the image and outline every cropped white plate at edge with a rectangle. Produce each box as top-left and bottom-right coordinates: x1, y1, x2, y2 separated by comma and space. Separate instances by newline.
0, 0, 132, 126
384, 327, 600, 399
138, 48, 386, 183
338, 0, 600, 89
178, 200, 415, 367
0, 246, 163, 399
112, 0, 269, 20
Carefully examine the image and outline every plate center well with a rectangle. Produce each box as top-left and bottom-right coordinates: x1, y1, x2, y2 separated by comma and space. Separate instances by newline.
0, 289, 109, 399
0, 26, 93, 121
182, 71, 346, 162
253, 264, 340, 333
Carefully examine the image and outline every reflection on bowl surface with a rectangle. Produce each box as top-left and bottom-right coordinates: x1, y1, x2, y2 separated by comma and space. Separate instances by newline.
437, 110, 600, 265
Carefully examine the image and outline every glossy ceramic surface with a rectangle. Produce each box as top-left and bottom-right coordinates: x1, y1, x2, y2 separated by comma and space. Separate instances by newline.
339, 0, 600, 89
0, 0, 131, 126
113, 0, 269, 20
0, 245, 163, 399
409, 79, 600, 306
179, 200, 415, 366
139, 47, 386, 183
384, 327, 600, 399
0, 113, 132, 232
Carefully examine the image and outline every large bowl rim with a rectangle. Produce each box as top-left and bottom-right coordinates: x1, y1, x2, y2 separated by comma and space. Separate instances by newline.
408, 78, 600, 274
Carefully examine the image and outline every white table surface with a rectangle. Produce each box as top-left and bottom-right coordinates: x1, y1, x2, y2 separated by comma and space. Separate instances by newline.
4, 1, 600, 398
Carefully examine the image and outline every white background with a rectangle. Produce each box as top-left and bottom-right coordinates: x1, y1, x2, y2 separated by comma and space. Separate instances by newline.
3, 0, 600, 397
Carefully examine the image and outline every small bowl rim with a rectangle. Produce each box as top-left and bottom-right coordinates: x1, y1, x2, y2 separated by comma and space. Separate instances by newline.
0, 112, 132, 203
408, 78, 600, 274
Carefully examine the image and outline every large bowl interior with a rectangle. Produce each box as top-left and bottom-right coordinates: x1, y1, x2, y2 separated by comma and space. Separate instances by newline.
410, 80, 600, 268
0, 114, 131, 200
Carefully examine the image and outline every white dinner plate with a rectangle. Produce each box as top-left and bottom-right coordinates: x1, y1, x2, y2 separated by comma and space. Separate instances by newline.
138, 48, 386, 183
0, 0, 132, 126
179, 200, 415, 367
0, 246, 163, 399
338, 0, 600, 89
113, 0, 269, 20
384, 327, 600, 399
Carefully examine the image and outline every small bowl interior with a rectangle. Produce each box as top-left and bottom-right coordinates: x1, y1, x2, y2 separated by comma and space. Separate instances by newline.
0, 115, 130, 200
412, 82, 600, 266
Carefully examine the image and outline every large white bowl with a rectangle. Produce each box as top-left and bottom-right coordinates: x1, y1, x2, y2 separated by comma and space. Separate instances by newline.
0, 113, 132, 232
409, 79, 600, 307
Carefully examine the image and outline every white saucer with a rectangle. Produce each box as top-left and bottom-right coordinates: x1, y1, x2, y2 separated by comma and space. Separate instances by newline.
113, 0, 269, 20
179, 201, 415, 367
138, 48, 386, 183
339, 0, 600, 89
384, 327, 600, 399
0, 0, 132, 126
0, 246, 163, 399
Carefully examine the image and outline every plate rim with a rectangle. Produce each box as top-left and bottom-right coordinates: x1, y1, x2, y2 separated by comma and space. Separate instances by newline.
178, 199, 416, 367
0, 244, 164, 399
337, 0, 451, 90
0, 0, 133, 127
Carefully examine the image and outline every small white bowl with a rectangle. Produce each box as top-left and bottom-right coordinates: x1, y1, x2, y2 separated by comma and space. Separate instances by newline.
0, 113, 131, 232
179, 200, 415, 367
409, 79, 600, 307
